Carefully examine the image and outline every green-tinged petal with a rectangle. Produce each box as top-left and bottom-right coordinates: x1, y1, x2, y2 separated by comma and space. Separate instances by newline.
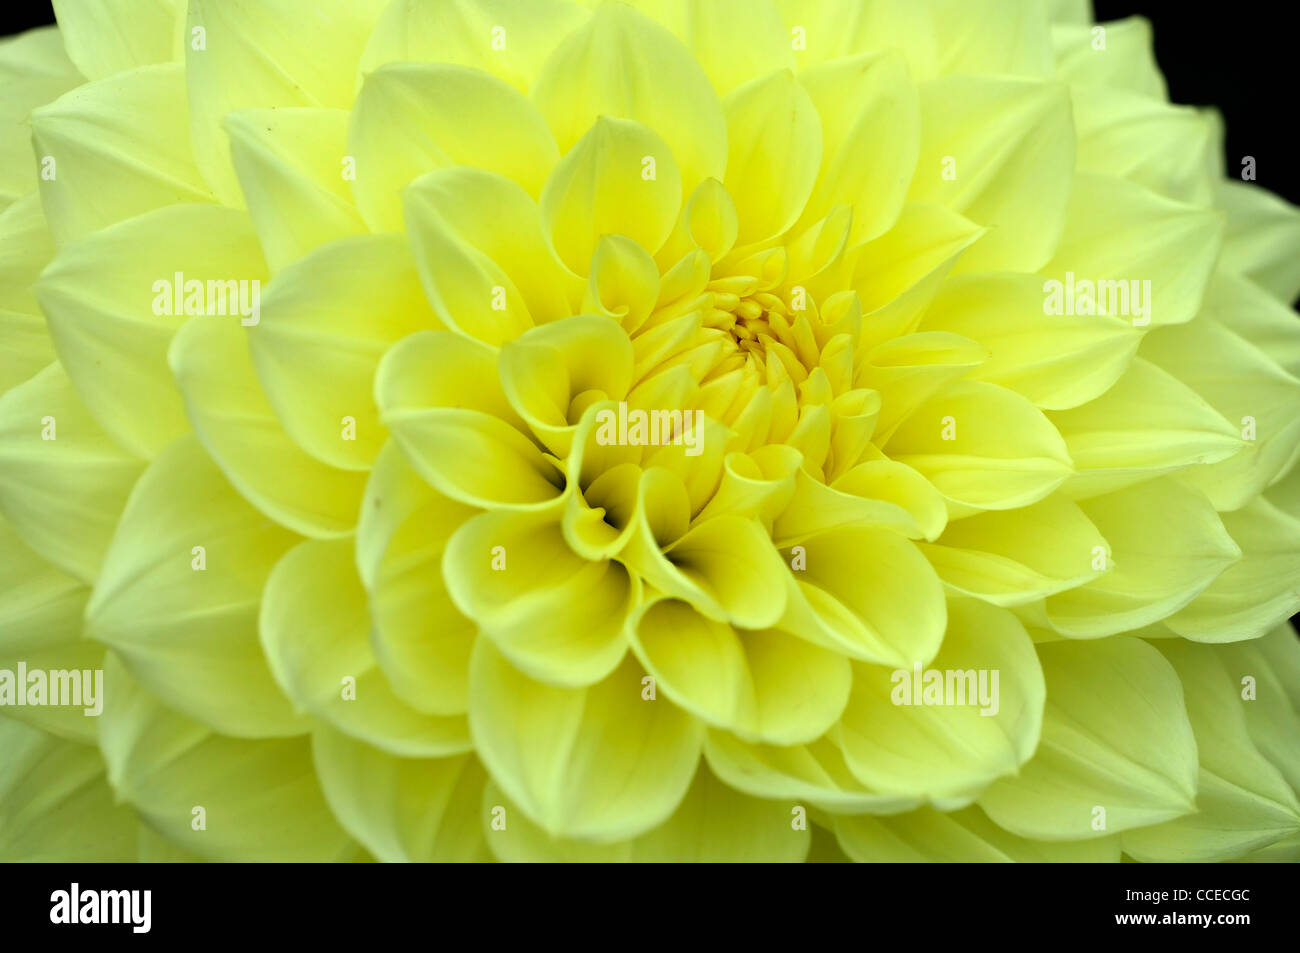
1042, 173, 1222, 328
1044, 478, 1240, 637
628, 763, 809, 861
485, 762, 810, 862
0, 194, 57, 391
885, 380, 1073, 513
312, 727, 490, 862
86, 436, 307, 738
531, 3, 726, 194
920, 498, 1105, 606
1142, 301, 1300, 510
52, 0, 179, 80
98, 654, 360, 862
1164, 498, 1300, 642
0, 362, 145, 583
837, 597, 1044, 805
0, 719, 136, 861
704, 732, 922, 815
350, 63, 559, 232
444, 508, 633, 687
1122, 642, 1300, 861
137, 823, 206, 862
922, 271, 1139, 410
261, 537, 471, 757
31, 63, 212, 246
1216, 178, 1300, 303
360, 0, 590, 93
0, 515, 99, 742
0, 28, 83, 210
1071, 85, 1215, 206
1255, 622, 1300, 712
170, 315, 368, 538
224, 107, 366, 274
979, 638, 1198, 840
251, 235, 437, 471
1049, 357, 1243, 500
1052, 17, 1165, 99
930, 0, 1053, 77
1215, 635, 1300, 795
722, 70, 821, 245
910, 76, 1073, 273
629, 597, 850, 745
38, 204, 263, 459
469, 641, 702, 840
356, 441, 475, 716
185, 0, 388, 205
836, 805, 1120, 862
779, 525, 946, 667
775, 0, 938, 80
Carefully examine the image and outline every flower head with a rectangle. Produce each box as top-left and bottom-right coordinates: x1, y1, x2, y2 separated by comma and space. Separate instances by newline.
2, 0, 1299, 862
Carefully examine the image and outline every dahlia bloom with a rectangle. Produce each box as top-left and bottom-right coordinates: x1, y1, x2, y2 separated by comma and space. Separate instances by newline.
1, 0, 1299, 863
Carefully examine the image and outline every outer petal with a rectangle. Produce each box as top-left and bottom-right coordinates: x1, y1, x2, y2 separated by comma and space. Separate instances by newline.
224, 107, 366, 273
98, 655, 361, 862
1043, 478, 1241, 637
836, 598, 1045, 806
250, 234, 438, 470
978, 638, 1199, 840
355, 441, 477, 716
910, 76, 1073, 273
1041, 173, 1223, 328
312, 727, 490, 862
0, 362, 144, 583
86, 436, 308, 738
469, 640, 703, 841
349, 63, 559, 231
0, 719, 136, 861
0, 515, 97, 742
38, 204, 264, 459
1122, 642, 1300, 861
360, 0, 591, 93
52, 0, 180, 80
185, 0, 388, 205
835, 806, 1120, 862
31, 63, 212, 246
261, 538, 472, 757
170, 314, 368, 538
884, 380, 1073, 514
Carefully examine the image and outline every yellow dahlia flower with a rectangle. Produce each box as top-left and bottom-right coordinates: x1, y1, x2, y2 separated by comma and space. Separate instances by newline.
1, 0, 1298, 864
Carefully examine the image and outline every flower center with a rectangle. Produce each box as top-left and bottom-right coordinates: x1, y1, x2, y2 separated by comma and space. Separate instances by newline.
705, 273, 824, 379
